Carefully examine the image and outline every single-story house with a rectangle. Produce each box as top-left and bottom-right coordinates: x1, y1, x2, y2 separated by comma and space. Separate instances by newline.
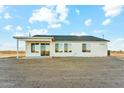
13, 35, 109, 58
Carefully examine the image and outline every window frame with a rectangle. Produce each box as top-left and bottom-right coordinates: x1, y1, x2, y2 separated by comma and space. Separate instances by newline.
31, 43, 39, 53
64, 43, 72, 53
82, 43, 91, 52
55, 43, 63, 53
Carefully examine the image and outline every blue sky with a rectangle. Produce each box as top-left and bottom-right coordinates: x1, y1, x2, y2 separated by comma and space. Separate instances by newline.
0, 5, 124, 50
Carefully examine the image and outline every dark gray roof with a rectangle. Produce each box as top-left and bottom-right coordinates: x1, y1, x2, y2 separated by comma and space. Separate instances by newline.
33, 35, 109, 42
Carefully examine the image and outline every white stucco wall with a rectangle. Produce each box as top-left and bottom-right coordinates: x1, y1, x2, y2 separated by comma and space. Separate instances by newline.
51, 41, 108, 57
25, 41, 108, 57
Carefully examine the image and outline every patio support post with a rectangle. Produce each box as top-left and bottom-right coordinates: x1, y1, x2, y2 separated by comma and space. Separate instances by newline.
16, 39, 19, 59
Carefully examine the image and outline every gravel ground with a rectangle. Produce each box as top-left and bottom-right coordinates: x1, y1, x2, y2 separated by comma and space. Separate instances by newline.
0, 57, 124, 88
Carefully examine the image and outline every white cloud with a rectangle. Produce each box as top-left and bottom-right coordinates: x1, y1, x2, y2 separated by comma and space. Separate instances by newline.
103, 5, 123, 17
28, 29, 48, 36
94, 29, 105, 33
0, 5, 4, 13
109, 38, 124, 51
13, 32, 24, 37
13, 28, 48, 37
29, 5, 69, 28
4, 25, 13, 31
84, 19, 92, 26
29, 7, 55, 24
48, 23, 61, 28
4, 12, 11, 19
70, 31, 87, 36
102, 19, 111, 26
16, 25, 23, 31
56, 5, 69, 24
4, 25, 23, 32
27, 26, 31, 30
0, 42, 16, 50
0, 42, 25, 50
75, 9, 80, 15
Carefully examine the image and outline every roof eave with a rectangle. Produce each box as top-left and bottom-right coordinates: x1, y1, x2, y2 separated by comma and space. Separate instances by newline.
53, 39, 109, 42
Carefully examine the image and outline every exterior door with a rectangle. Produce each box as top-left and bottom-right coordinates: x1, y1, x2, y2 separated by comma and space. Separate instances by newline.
41, 43, 50, 56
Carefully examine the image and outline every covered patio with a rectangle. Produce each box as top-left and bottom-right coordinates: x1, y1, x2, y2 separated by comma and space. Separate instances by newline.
13, 36, 54, 59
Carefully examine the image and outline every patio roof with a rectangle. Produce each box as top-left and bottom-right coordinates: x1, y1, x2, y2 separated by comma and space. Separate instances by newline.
13, 36, 54, 41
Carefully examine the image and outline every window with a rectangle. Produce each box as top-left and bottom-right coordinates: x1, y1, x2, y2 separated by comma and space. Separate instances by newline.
64, 43, 68, 52
31, 43, 39, 53
82, 43, 91, 52
64, 43, 72, 52
55, 43, 63, 52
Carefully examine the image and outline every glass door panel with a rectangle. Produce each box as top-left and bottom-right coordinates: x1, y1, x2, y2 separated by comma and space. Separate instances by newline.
41, 43, 50, 56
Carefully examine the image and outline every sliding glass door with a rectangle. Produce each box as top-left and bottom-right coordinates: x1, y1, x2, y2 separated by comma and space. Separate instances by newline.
41, 43, 50, 56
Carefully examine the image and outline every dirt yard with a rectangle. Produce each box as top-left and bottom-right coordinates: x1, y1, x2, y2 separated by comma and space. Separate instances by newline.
0, 51, 25, 58
0, 57, 124, 88
110, 51, 124, 57
0, 50, 124, 58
